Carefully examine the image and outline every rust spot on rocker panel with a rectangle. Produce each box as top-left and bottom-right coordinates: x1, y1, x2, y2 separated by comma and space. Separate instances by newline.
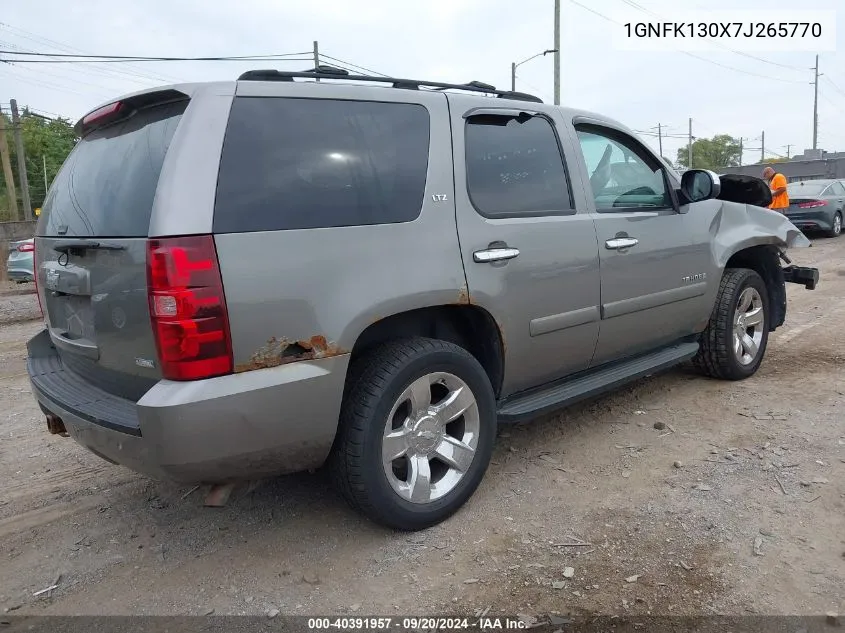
456, 285, 471, 305
234, 335, 346, 373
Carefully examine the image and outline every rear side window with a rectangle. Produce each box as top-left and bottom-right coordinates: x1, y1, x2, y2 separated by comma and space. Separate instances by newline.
37, 101, 187, 237
213, 97, 430, 233
465, 114, 573, 217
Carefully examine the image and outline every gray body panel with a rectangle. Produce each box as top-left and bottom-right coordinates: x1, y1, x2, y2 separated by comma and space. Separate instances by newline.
35, 237, 159, 399
29, 330, 346, 480
215, 82, 466, 368
148, 83, 236, 237
446, 95, 601, 396
26, 78, 815, 485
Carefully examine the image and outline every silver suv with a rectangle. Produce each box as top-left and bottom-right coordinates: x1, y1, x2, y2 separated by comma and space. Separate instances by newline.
27, 69, 819, 530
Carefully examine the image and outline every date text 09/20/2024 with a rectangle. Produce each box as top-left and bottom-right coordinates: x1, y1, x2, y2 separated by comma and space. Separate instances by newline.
306, 617, 531, 630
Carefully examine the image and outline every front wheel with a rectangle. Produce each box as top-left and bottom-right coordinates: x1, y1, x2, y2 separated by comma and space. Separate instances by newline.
330, 338, 496, 530
826, 212, 842, 238
693, 268, 770, 380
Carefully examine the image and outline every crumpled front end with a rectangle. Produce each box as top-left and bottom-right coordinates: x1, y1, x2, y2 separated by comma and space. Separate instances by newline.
712, 201, 811, 270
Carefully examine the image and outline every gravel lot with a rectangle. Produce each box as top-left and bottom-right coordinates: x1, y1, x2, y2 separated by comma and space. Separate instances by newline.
0, 240, 842, 623
0, 281, 40, 326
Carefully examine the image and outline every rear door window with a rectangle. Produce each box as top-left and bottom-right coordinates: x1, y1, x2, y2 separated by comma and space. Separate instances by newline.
37, 100, 187, 238
464, 114, 574, 217
213, 97, 430, 233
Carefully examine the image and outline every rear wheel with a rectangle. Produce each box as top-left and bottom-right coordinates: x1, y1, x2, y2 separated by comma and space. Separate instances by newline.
826, 211, 842, 238
331, 338, 496, 530
693, 268, 770, 381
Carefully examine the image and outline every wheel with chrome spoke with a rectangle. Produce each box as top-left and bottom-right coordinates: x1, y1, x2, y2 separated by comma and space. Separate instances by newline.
732, 286, 765, 367
382, 372, 480, 504
694, 268, 770, 381
331, 338, 496, 530
826, 212, 842, 238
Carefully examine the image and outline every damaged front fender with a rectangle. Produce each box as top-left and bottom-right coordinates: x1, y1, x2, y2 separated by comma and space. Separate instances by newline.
712, 201, 811, 268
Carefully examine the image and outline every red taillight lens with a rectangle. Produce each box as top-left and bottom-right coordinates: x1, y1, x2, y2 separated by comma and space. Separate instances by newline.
18, 242, 34, 252
797, 200, 826, 208
33, 245, 44, 319
146, 235, 232, 381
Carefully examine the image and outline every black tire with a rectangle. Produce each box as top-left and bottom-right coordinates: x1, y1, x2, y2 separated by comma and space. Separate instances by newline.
825, 211, 842, 238
693, 268, 770, 381
330, 337, 496, 531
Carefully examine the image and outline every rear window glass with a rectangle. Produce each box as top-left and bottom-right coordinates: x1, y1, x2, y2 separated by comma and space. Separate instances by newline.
213, 97, 430, 233
787, 182, 828, 196
37, 101, 187, 238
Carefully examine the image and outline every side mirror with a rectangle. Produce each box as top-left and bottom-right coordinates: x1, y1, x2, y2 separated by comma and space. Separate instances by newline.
680, 169, 721, 203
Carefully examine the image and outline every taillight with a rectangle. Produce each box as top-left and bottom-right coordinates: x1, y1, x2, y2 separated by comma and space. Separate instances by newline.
18, 242, 34, 252
32, 244, 44, 319
797, 200, 826, 208
146, 235, 232, 381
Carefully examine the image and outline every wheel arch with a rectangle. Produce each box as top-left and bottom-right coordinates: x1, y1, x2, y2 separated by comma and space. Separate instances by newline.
724, 245, 786, 331
348, 305, 505, 398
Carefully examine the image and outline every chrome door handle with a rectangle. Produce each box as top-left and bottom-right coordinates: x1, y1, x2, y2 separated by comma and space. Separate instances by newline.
473, 247, 520, 263
605, 237, 639, 250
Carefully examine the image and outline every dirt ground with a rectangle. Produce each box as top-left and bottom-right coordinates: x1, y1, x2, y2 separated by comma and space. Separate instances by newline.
0, 239, 842, 623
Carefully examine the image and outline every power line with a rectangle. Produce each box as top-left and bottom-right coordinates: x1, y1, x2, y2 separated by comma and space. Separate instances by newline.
2, 59, 123, 95
0, 49, 312, 61
824, 76, 845, 98
0, 63, 93, 97
0, 22, 184, 84
818, 89, 845, 114
318, 53, 391, 77
0, 39, 163, 87
1, 53, 314, 64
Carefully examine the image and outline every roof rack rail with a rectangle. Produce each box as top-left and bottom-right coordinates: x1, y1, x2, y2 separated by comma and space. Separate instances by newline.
237, 68, 543, 103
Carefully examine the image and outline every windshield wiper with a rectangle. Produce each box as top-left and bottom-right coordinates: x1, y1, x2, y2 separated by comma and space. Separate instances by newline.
53, 240, 126, 254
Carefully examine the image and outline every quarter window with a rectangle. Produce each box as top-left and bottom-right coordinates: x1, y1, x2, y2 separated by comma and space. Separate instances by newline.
214, 98, 430, 233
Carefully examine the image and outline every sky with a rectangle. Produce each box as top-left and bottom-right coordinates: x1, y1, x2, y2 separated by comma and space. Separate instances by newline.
2, 0, 844, 167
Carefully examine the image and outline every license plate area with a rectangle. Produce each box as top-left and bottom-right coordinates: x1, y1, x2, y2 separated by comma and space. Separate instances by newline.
49, 294, 96, 341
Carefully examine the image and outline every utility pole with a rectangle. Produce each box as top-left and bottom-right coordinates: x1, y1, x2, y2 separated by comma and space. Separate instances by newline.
785, 144, 792, 160
313, 40, 320, 81
10, 100, 32, 221
688, 118, 693, 168
657, 123, 663, 157
0, 107, 19, 220
739, 138, 744, 166
553, 0, 560, 105
43, 155, 48, 193
761, 130, 765, 163
511, 62, 516, 92
812, 54, 820, 150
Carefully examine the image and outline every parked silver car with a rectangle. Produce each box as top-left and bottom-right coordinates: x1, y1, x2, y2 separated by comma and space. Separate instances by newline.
7, 238, 34, 283
27, 69, 819, 530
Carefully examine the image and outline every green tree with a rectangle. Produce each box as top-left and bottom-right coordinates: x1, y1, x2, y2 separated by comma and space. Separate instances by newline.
1, 109, 78, 220
760, 157, 787, 164
676, 134, 742, 171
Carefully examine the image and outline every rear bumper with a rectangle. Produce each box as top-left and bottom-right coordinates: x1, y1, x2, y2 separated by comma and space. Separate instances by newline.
27, 329, 348, 483
784, 210, 834, 231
